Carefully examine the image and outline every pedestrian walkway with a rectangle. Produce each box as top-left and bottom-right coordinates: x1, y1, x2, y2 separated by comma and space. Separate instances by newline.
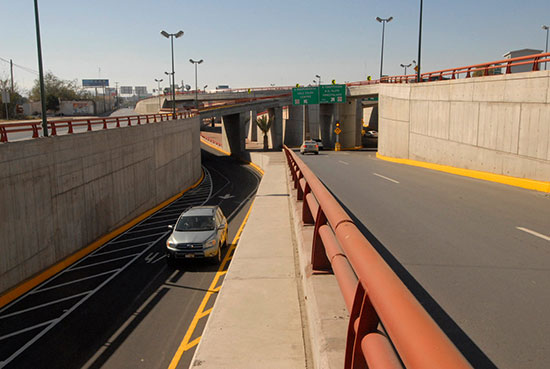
191, 139, 349, 369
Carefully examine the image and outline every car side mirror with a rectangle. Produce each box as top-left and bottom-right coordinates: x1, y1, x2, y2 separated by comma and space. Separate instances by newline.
168, 224, 174, 230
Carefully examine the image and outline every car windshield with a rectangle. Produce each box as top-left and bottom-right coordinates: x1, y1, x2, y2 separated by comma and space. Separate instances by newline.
176, 216, 215, 231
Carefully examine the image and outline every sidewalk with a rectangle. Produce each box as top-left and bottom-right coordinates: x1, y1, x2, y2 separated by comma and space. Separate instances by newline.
190, 149, 348, 369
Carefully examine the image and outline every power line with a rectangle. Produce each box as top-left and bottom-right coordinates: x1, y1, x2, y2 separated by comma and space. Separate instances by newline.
0, 57, 39, 75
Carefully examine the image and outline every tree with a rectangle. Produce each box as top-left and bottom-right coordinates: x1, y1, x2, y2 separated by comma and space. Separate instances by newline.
0, 78, 26, 120
256, 115, 272, 151
29, 72, 90, 109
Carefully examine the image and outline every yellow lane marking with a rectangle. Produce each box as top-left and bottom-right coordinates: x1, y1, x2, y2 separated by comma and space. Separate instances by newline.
199, 308, 213, 319
167, 201, 254, 369
0, 171, 205, 309
376, 153, 550, 193
185, 337, 201, 351
200, 137, 231, 156
199, 136, 265, 176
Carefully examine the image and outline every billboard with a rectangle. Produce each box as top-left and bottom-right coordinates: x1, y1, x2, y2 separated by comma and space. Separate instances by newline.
134, 86, 147, 96
120, 86, 133, 94
82, 79, 109, 87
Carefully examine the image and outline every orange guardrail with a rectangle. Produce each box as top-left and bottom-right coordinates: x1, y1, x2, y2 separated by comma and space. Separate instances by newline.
0, 112, 196, 143
283, 145, 472, 369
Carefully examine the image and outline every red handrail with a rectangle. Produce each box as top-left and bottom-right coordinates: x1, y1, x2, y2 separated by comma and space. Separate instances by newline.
283, 146, 472, 369
0, 112, 196, 143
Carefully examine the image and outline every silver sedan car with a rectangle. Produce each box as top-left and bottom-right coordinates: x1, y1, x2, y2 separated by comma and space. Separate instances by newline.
166, 206, 228, 265
300, 140, 319, 155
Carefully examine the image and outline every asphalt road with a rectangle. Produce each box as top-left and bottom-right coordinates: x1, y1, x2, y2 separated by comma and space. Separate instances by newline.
0, 145, 260, 369
299, 150, 550, 369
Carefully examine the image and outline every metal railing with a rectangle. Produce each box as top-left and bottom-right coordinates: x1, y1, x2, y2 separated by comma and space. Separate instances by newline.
380, 52, 550, 84
283, 145, 472, 369
0, 112, 195, 143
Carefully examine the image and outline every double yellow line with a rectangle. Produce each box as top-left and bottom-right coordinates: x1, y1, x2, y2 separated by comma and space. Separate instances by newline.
167, 202, 254, 369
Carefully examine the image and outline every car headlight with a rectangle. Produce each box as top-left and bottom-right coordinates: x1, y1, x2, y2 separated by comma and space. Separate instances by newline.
166, 239, 177, 249
204, 238, 216, 248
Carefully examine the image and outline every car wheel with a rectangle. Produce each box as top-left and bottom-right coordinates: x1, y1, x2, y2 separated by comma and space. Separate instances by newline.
209, 247, 221, 265
166, 257, 177, 267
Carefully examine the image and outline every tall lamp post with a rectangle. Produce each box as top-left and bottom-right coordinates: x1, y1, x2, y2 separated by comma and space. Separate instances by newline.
160, 30, 184, 118
400, 63, 412, 75
543, 25, 549, 71
376, 16, 393, 81
189, 59, 203, 109
33, 0, 48, 136
417, 0, 423, 82
315, 74, 321, 85
154, 78, 163, 111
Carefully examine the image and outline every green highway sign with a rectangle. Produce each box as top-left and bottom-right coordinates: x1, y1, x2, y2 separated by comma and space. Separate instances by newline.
292, 84, 347, 105
292, 87, 319, 105
319, 84, 346, 104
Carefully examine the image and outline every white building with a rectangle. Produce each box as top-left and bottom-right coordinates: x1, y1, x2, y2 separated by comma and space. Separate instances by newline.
503, 49, 543, 73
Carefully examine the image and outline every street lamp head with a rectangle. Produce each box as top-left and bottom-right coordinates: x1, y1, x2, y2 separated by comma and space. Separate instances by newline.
198, 59, 204, 64
542, 25, 550, 30
155, 78, 163, 82
376, 17, 382, 22
160, 30, 170, 38
400, 64, 405, 67
175, 30, 184, 38
315, 74, 321, 78
387, 16, 393, 22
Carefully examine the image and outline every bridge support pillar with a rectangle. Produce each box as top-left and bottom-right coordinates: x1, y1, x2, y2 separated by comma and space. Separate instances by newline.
221, 112, 246, 155
335, 98, 362, 149
284, 105, 304, 147
248, 110, 258, 142
319, 104, 335, 149
268, 107, 283, 150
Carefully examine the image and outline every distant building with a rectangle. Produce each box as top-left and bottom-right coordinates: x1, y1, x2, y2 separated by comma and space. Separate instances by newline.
503, 49, 543, 73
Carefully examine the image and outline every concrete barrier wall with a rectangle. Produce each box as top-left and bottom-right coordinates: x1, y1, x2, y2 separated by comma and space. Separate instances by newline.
378, 71, 550, 181
0, 117, 201, 293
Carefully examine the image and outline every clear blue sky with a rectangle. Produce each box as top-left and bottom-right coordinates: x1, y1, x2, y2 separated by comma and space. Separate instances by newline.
1, 0, 549, 95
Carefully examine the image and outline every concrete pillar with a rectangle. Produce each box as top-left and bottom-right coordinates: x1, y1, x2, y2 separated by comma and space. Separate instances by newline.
248, 110, 258, 142
336, 98, 362, 149
268, 107, 283, 150
363, 105, 379, 131
221, 112, 246, 155
319, 104, 335, 149
308, 104, 320, 139
284, 105, 303, 147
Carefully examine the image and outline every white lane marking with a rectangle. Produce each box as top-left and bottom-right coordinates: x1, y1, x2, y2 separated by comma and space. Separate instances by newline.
31, 270, 119, 294
0, 291, 91, 320
151, 254, 166, 264
338, 160, 349, 165
91, 242, 151, 257
145, 252, 159, 264
516, 227, 550, 242
69, 253, 139, 271
0, 319, 59, 342
373, 173, 400, 184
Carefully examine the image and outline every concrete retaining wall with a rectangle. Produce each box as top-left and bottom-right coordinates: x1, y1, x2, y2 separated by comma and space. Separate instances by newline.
0, 117, 201, 294
378, 71, 550, 182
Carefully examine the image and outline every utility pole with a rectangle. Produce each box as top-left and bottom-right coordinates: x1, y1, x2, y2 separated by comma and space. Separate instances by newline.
10, 59, 14, 93
33, 0, 48, 137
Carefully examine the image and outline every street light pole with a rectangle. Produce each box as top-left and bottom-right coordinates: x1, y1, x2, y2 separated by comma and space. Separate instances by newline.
543, 25, 549, 71
376, 16, 393, 81
417, 0, 423, 82
189, 59, 203, 109
33, 0, 48, 137
400, 63, 412, 75
155, 78, 163, 111
161, 30, 184, 119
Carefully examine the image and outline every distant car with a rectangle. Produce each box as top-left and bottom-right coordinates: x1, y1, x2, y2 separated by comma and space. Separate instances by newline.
364, 130, 378, 138
312, 138, 324, 150
300, 140, 319, 155
165, 206, 228, 265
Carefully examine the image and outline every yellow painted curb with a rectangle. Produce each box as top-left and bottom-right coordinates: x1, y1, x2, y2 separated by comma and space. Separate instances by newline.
376, 153, 550, 193
0, 171, 206, 309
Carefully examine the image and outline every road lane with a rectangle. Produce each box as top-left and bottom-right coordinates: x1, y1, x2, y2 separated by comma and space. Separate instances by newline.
299, 150, 550, 369
0, 147, 260, 369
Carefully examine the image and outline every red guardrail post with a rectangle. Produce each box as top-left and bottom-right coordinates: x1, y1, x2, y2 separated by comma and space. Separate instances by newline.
137, 116, 141, 125
311, 209, 332, 271
127, 116, 132, 126
50, 122, 57, 136
116, 117, 120, 128
87, 119, 92, 131
103, 119, 108, 129
67, 121, 73, 134
302, 182, 315, 224
532, 56, 540, 71
32, 124, 39, 138
146, 115, 150, 124
0, 125, 7, 142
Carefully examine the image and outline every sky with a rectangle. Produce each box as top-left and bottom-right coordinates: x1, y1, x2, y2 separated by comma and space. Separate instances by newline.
1, 0, 549, 96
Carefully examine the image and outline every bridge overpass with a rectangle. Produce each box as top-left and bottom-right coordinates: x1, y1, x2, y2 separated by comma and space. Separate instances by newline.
1, 52, 550, 369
